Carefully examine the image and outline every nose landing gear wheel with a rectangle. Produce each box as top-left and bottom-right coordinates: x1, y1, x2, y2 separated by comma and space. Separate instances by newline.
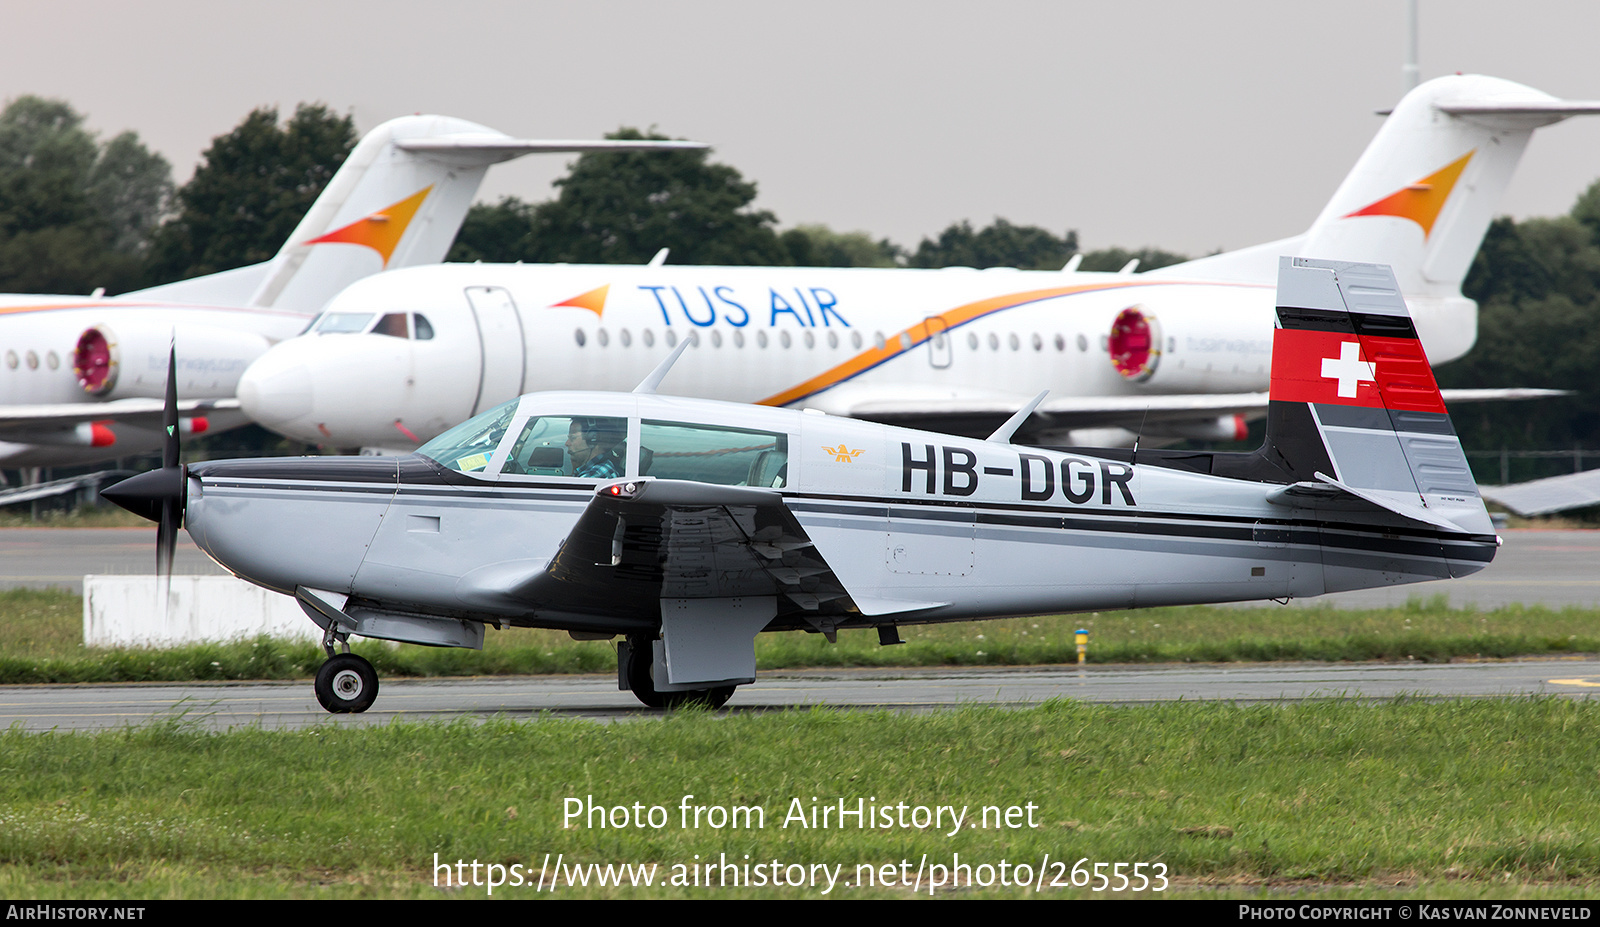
314, 653, 379, 713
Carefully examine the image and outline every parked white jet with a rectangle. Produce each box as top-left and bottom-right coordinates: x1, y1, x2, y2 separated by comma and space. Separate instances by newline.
0, 117, 704, 467
239, 75, 1597, 452
108, 257, 1497, 713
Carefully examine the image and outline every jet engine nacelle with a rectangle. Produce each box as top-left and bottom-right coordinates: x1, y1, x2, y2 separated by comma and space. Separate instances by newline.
73, 324, 271, 400
1105, 294, 1275, 392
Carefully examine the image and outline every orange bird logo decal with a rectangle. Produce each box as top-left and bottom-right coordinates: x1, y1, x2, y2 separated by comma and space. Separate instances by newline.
1343, 151, 1473, 239
304, 186, 433, 266
552, 285, 610, 317
823, 444, 863, 463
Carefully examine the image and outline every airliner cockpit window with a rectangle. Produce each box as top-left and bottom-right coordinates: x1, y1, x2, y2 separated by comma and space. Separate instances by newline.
415, 399, 520, 473
373, 313, 409, 338
314, 312, 377, 334
414, 314, 435, 340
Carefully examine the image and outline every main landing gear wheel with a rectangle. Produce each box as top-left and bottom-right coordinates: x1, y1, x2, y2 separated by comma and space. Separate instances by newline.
624, 636, 736, 710
314, 653, 379, 714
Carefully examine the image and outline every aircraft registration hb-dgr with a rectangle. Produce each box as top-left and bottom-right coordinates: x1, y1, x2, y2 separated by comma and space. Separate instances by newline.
0, 116, 703, 468
106, 257, 1497, 713
239, 74, 1595, 453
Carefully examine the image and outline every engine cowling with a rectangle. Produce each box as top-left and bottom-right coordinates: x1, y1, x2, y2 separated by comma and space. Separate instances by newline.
73, 324, 271, 400
1105, 293, 1274, 392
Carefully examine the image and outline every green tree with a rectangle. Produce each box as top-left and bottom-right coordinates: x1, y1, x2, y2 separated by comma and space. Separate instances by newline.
522, 128, 788, 265
1439, 187, 1600, 464
909, 218, 1079, 270
0, 96, 171, 293
778, 224, 902, 267
145, 103, 355, 283
1077, 245, 1189, 273
446, 196, 539, 264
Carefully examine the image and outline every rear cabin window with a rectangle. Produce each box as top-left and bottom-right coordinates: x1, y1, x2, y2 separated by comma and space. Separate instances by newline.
639, 421, 788, 487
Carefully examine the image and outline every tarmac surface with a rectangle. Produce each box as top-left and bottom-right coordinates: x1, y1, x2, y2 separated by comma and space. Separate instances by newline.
4, 659, 1597, 732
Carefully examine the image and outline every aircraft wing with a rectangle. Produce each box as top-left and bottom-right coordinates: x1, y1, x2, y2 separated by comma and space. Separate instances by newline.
0, 398, 240, 433
833, 388, 1567, 436
502, 479, 877, 624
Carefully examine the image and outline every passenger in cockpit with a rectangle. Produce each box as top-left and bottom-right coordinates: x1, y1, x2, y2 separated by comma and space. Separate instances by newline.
567, 417, 626, 479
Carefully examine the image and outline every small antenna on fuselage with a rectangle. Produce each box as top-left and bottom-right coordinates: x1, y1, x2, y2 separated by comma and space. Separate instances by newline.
633, 337, 694, 394
986, 390, 1050, 444
1132, 406, 1150, 469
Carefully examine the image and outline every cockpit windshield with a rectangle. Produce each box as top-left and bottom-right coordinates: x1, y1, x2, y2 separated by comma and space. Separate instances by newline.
313, 312, 377, 334
309, 311, 435, 339
415, 399, 520, 473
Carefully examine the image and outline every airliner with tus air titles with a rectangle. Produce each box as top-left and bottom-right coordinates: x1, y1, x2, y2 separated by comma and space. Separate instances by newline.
239, 75, 1597, 451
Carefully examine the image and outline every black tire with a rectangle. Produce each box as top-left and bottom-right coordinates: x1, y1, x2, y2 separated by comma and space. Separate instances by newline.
624, 636, 735, 710
314, 653, 379, 714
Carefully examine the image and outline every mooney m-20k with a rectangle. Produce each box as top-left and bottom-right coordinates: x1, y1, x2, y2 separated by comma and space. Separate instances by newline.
106, 258, 1498, 713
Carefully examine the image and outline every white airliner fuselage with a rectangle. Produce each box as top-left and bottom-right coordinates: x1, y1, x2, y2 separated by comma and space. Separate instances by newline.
238, 74, 1600, 452
241, 262, 1285, 448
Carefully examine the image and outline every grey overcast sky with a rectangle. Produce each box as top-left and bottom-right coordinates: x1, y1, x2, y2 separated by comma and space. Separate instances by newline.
6, 1, 1600, 256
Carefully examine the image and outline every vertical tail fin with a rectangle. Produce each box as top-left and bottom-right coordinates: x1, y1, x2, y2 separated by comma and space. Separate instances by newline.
1261, 256, 1492, 536
130, 118, 707, 315
1156, 74, 1600, 364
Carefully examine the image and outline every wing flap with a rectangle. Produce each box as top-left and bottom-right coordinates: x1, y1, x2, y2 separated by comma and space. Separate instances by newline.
511, 479, 868, 625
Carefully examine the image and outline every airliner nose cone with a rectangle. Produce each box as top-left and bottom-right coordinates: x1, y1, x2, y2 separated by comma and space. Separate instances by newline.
239, 360, 314, 430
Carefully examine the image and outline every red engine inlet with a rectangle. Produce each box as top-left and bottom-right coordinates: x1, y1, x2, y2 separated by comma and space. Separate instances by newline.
1109, 307, 1160, 381
73, 327, 116, 395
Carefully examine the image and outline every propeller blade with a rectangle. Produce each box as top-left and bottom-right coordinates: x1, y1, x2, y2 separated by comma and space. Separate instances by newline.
163, 341, 179, 471
100, 339, 188, 597
157, 498, 178, 581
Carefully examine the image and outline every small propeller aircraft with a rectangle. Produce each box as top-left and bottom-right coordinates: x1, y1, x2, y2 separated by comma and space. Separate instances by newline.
104, 257, 1499, 713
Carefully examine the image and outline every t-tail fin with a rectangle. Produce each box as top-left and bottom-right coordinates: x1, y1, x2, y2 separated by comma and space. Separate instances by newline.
1155, 75, 1600, 365
130, 117, 706, 315
1259, 256, 1493, 538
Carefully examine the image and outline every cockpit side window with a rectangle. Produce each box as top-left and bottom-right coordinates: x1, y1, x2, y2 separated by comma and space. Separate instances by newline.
501, 415, 628, 480
414, 314, 435, 340
373, 313, 409, 338
639, 421, 788, 487
414, 399, 520, 473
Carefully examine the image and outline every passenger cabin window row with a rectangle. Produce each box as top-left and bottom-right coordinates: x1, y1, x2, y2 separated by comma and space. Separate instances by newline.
3, 350, 60, 371
570, 327, 1096, 354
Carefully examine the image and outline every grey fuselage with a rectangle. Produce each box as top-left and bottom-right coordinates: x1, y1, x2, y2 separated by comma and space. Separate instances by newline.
181, 391, 1497, 642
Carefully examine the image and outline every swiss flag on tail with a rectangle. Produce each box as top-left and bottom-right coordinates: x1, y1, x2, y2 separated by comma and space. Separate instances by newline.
1270, 325, 1446, 414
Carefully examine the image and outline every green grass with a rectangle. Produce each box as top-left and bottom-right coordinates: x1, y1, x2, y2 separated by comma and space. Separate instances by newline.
3, 588, 1599, 684
1, 699, 1598, 898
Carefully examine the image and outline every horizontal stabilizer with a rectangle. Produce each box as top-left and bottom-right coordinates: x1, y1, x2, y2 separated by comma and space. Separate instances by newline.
1266, 472, 1468, 532
395, 137, 708, 167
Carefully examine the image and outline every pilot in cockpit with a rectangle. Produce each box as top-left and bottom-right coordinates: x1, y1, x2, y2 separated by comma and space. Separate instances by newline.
566, 417, 626, 479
